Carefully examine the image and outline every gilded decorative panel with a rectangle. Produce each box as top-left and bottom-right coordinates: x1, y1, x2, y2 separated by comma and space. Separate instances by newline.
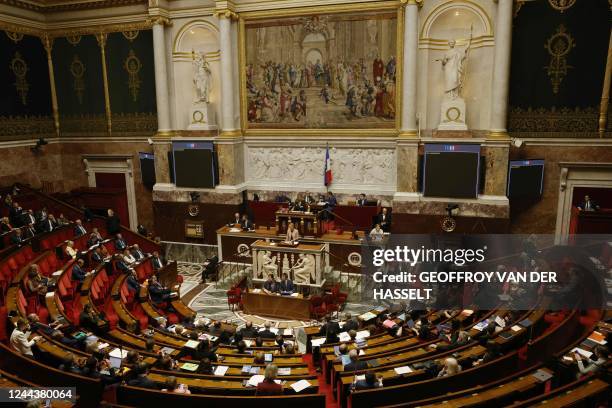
508, 0, 610, 134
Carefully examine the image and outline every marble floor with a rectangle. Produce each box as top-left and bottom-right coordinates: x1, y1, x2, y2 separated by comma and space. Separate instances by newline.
177, 261, 377, 331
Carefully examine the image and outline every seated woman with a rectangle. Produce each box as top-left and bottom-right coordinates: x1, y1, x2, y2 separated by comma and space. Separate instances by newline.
27, 265, 48, 300
65, 240, 78, 259
256, 364, 283, 396
437, 357, 462, 377
575, 345, 609, 379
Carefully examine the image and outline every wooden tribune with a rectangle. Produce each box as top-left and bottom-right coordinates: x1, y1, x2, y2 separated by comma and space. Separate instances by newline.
242, 291, 311, 321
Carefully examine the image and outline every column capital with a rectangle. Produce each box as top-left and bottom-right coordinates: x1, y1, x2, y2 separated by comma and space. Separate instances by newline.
214, 9, 239, 20
149, 15, 172, 26
400, 0, 423, 8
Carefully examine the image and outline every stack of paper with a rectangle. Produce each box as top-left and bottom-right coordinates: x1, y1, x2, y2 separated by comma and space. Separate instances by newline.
571, 347, 593, 358
495, 316, 506, 327
311, 337, 326, 347
283, 328, 293, 336
290, 293, 299, 297
97, 342, 109, 350
394, 366, 413, 375
278, 367, 291, 376
356, 330, 370, 340
184, 340, 200, 349
354, 374, 366, 381
290, 379, 311, 393
214, 365, 229, 376
359, 312, 377, 321
109, 348, 129, 359
338, 332, 350, 342
247, 374, 265, 387
511, 325, 522, 332
473, 320, 489, 332
181, 363, 199, 372
588, 331, 607, 345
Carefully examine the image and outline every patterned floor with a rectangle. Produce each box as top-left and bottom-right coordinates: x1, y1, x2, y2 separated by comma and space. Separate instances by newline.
177, 261, 376, 330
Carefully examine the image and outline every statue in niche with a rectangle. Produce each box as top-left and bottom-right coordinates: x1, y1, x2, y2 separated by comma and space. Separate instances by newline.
193, 51, 211, 103
436, 26, 472, 100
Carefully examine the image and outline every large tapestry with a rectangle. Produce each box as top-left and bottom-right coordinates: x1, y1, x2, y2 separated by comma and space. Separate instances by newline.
508, 0, 610, 134
243, 10, 398, 130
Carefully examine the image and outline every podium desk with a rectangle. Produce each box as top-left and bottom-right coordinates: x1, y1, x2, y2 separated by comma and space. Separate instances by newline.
242, 291, 311, 321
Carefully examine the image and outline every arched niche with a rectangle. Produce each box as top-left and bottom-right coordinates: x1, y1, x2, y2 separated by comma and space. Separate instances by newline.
420, 1, 493, 50
173, 20, 220, 61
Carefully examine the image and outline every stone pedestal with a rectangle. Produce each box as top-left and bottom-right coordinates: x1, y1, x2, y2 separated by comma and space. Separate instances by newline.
188, 103, 217, 130
438, 97, 467, 130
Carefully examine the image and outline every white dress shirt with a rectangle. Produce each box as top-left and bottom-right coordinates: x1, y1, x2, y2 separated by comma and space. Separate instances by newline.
10, 328, 36, 356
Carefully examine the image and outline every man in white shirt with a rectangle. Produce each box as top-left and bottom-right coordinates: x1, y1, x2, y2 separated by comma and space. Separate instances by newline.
285, 222, 300, 242
10, 318, 41, 357
369, 224, 385, 240
123, 248, 136, 265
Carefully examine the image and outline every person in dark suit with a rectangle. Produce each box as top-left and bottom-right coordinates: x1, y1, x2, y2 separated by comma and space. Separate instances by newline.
74, 219, 87, 237
126, 271, 140, 293
344, 349, 368, 371
200, 255, 218, 283
148, 276, 171, 304
240, 215, 254, 230
9, 202, 24, 227
59, 353, 84, 375
87, 228, 103, 247
375, 207, 392, 232
39, 214, 56, 233
79, 303, 107, 333
263, 274, 279, 294
0, 217, 12, 233
36, 207, 48, 223
343, 313, 359, 332
114, 233, 127, 251
127, 362, 157, 389
71, 259, 87, 283
106, 209, 121, 235
304, 191, 315, 205
258, 322, 276, 339
21, 210, 36, 227
151, 251, 164, 271
319, 315, 341, 344
10, 229, 24, 246
229, 212, 241, 226
326, 191, 338, 208
131, 244, 145, 261
239, 321, 258, 338
279, 273, 295, 295
23, 223, 36, 239
356, 193, 367, 206
577, 195, 600, 211
91, 247, 104, 265
353, 372, 381, 390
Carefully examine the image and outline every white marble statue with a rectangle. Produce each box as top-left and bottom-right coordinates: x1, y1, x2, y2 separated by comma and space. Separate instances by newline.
437, 26, 472, 100
292, 253, 315, 284
193, 52, 211, 103
261, 251, 277, 277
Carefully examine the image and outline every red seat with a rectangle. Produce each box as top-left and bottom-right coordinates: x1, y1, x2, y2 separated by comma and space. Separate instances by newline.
310, 295, 326, 319
226, 288, 242, 311
14, 251, 26, 267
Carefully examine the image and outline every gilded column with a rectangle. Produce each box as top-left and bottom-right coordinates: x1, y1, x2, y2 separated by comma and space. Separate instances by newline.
42, 34, 60, 138
400, 0, 420, 137
96, 33, 112, 136
598, 29, 612, 137
151, 17, 172, 135
217, 9, 239, 136
489, 0, 513, 138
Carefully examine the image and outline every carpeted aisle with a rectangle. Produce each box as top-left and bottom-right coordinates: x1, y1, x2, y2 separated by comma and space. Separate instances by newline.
303, 352, 339, 408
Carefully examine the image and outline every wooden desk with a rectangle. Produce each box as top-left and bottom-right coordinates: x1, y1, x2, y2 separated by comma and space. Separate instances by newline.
276, 210, 319, 237
242, 291, 311, 321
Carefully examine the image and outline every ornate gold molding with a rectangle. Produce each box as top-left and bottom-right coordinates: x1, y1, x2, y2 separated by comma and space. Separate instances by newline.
213, 9, 239, 20
400, 0, 423, 8
124, 50, 142, 102
544, 24, 575, 94
0, 116, 54, 138
5, 30, 24, 43
509, 106, 600, 133
96, 33, 112, 136
9, 52, 29, 106
0, 20, 155, 41
42, 34, 60, 138
148, 16, 172, 26
0, 0, 146, 13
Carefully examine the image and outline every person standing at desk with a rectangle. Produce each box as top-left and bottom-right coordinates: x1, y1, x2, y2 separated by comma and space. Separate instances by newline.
279, 273, 295, 295
326, 191, 338, 208
304, 191, 315, 205
376, 207, 392, 232
286, 222, 300, 241
577, 195, 600, 211
356, 193, 367, 206
292, 194, 306, 212
263, 274, 280, 294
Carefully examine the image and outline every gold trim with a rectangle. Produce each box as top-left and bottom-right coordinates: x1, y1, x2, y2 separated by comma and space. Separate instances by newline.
124, 49, 142, 102
548, 0, 576, 13
238, 1, 402, 135
544, 24, 575, 94
599, 29, 612, 138
9, 51, 29, 106
96, 33, 112, 136
172, 20, 220, 55
219, 129, 242, 137
213, 9, 239, 20
42, 35, 60, 138
5, 31, 24, 43
0, 20, 154, 39
488, 131, 509, 139
400, 0, 423, 6
70, 55, 86, 104
122, 30, 139, 42
398, 130, 418, 138
149, 16, 172, 26
420, 0, 493, 40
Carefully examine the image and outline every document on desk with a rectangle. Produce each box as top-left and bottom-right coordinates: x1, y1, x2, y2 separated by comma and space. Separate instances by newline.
283, 328, 293, 336
181, 363, 199, 372
214, 365, 229, 376
109, 348, 128, 359
311, 337, 326, 347
359, 312, 377, 321
290, 379, 311, 393
356, 330, 370, 340
277, 367, 291, 376
394, 366, 413, 375
290, 292, 299, 297
247, 374, 265, 387
184, 340, 200, 349
571, 347, 593, 359
338, 332, 350, 342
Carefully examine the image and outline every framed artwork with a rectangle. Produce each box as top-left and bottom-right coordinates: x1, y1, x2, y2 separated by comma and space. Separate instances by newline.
239, 2, 402, 135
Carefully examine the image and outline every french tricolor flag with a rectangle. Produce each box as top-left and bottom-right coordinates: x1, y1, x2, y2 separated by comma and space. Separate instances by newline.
324, 144, 332, 187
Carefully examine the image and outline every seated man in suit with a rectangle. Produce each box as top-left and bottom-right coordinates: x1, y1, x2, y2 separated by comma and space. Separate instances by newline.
79, 303, 107, 334
343, 313, 359, 332
353, 372, 382, 390
229, 212, 241, 226
114, 233, 127, 251
200, 255, 219, 283
126, 270, 141, 293
285, 222, 300, 242
240, 214, 254, 230
87, 228, 103, 247
9, 202, 24, 227
279, 273, 295, 295
375, 207, 392, 232
74, 219, 87, 237
344, 349, 368, 371
577, 194, 600, 211
21, 209, 36, 228
263, 274, 279, 294
151, 250, 165, 271
258, 322, 276, 339
131, 244, 145, 261
72, 258, 88, 283
148, 275, 172, 304
0, 216, 12, 233
319, 315, 341, 344
291, 194, 306, 212
304, 191, 315, 205
10, 229, 24, 246
40, 214, 57, 233
239, 321, 258, 338
127, 362, 157, 389
356, 193, 367, 206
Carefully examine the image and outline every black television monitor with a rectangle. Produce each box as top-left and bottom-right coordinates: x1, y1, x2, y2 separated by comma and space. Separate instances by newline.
172, 141, 217, 188
138, 152, 156, 188
423, 144, 480, 199
507, 159, 545, 197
